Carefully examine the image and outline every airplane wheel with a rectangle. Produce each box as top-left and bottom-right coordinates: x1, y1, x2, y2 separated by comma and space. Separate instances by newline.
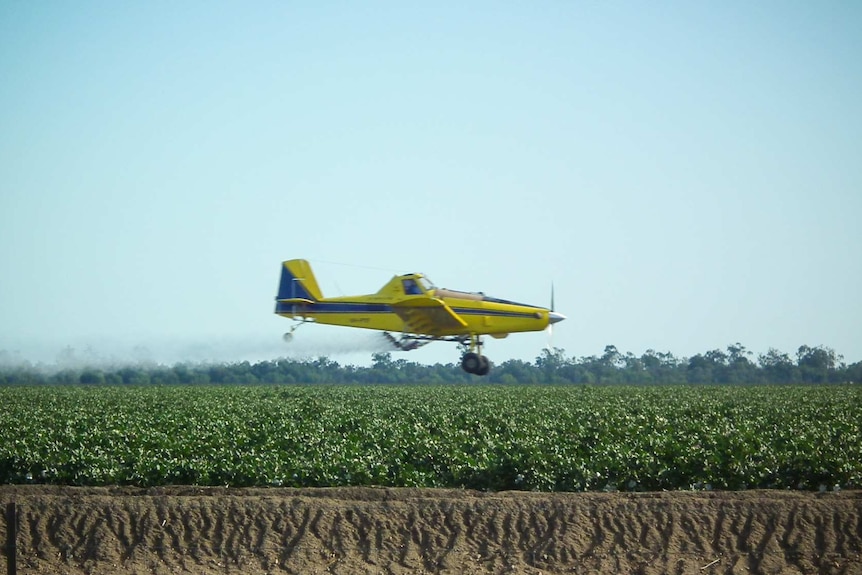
461, 352, 480, 374
476, 356, 491, 376
283, 332, 294, 343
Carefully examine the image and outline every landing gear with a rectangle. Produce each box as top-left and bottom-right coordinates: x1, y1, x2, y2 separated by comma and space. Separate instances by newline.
460, 335, 491, 376
461, 352, 490, 376
283, 319, 310, 343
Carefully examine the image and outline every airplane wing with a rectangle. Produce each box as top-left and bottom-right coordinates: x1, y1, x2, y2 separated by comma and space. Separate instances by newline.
392, 297, 468, 335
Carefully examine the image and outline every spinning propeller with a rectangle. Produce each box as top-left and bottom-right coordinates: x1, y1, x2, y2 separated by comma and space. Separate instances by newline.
546, 283, 566, 349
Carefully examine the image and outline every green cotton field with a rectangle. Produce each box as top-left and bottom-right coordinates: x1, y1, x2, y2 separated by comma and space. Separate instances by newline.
1, 385, 860, 491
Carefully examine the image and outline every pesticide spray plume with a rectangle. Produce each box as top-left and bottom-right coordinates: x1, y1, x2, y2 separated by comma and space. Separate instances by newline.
274, 330, 395, 361
0, 330, 397, 373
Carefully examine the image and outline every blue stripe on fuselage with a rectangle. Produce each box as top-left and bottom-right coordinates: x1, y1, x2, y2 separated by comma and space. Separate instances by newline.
276, 301, 393, 315
276, 300, 541, 320
451, 308, 542, 319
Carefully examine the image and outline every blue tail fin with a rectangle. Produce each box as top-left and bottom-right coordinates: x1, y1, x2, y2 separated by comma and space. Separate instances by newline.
276, 259, 323, 302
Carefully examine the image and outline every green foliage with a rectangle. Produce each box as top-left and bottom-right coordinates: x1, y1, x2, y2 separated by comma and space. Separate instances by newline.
1, 342, 857, 385
0, 385, 859, 491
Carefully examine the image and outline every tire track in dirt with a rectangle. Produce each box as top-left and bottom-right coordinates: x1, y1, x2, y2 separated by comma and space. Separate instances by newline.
1, 486, 860, 574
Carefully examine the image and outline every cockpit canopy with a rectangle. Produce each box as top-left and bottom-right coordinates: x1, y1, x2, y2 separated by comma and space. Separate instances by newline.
401, 275, 435, 295
400, 275, 541, 309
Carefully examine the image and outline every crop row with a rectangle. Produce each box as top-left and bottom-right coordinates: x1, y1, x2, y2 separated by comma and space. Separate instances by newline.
1, 385, 860, 491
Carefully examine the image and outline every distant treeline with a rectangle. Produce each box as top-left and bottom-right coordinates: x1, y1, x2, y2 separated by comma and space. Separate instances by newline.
1, 343, 859, 385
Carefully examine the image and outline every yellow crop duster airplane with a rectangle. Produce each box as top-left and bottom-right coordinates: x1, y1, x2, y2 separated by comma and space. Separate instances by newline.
275, 259, 566, 376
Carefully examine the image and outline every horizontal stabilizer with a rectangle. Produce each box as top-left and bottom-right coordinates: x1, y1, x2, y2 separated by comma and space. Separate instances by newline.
276, 298, 316, 305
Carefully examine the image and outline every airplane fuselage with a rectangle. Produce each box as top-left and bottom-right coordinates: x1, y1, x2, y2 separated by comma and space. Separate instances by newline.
276, 289, 552, 337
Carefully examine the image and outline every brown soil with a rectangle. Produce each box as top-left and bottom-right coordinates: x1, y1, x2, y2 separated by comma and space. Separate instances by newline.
1, 486, 860, 575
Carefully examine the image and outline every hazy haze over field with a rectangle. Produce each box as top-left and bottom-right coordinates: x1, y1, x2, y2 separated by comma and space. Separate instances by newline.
1, 2, 860, 367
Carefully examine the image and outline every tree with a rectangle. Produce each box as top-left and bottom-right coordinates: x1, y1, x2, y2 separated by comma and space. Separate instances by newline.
492, 359, 538, 384
535, 348, 568, 383
641, 349, 682, 384
758, 348, 796, 384
796, 345, 843, 384
621, 352, 647, 384
725, 343, 757, 383
572, 345, 625, 384
117, 367, 150, 385
372, 352, 394, 370
601, 345, 623, 369
686, 354, 712, 384
79, 369, 105, 385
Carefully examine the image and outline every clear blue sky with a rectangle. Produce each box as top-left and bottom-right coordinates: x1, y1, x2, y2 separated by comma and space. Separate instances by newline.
2, 2, 860, 368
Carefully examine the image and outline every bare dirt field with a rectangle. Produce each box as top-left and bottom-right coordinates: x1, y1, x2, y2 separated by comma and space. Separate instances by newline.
1, 486, 860, 575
